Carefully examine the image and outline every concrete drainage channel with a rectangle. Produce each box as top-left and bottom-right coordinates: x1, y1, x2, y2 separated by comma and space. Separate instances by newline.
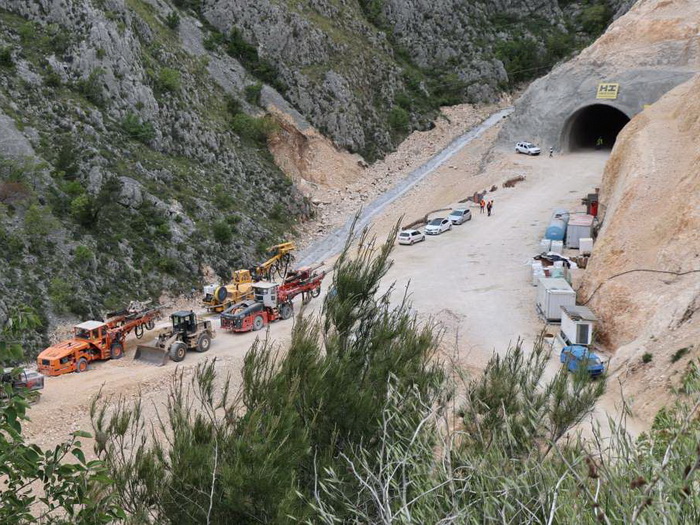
297, 107, 515, 267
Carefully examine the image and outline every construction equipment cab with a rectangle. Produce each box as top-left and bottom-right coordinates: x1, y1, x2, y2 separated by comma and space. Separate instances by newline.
134, 311, 215, 366
37, 306, 160, 376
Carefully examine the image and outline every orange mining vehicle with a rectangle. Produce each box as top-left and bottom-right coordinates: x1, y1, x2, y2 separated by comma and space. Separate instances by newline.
37, 303, 161, 376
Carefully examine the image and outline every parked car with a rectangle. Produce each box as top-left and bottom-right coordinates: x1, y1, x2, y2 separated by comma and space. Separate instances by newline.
448, 208, 472, 225
1, 367, 45, 401
397, 229, 425, 245
560, 345, 605, 377
425, 218, 452, 235
515, 142, 541, 155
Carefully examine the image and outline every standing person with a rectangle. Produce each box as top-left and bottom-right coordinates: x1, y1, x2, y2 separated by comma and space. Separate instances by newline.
549, 146, 554, 157
480, 198, 485, 214
596, 136, 603, 150
487, 200, 492, 217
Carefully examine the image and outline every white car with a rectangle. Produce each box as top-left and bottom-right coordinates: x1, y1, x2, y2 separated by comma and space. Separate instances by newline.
448, 208, 472, 225
397, 229, 425, 245
425, 217, 452, 235
515, 142, 541, 155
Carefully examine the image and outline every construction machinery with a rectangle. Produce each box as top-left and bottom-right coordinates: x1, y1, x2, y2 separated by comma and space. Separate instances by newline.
202, 241, 296, 312
220, 268, 325, 333
134, 311, 215, 366
37, 303, 161, 376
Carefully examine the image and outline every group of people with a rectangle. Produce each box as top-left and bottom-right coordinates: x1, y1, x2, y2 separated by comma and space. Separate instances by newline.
479, 199, 495, 216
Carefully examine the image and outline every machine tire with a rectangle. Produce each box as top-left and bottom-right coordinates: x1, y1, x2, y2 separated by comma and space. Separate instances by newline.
145, 320, 155, 330
196, 333, 212, 353
310, 287, 321, 298
169, 342, 187, 362
252, 315, 264, 331
135, 324, 144, 339
279, 302, 293, 320
75, 357, 89, 373
110, 342, 124, 360
215, 286, 228, 303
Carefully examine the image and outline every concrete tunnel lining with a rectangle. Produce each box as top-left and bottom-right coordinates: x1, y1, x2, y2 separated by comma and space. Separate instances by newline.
562, 103, 631, 152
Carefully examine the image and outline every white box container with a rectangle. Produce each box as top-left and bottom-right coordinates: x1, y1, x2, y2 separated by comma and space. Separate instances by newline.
566, 215, 595, 248
551, 240, 563, 254
537, 278, 576, 322
532, 261, 544, 286
579, 237, 594, 255
560, 305, 597, 346
540, 238, 551, 252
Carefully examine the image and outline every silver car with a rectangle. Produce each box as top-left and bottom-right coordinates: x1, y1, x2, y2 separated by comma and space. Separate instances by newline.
448, 208, 472, 225
515, 142, 541, 155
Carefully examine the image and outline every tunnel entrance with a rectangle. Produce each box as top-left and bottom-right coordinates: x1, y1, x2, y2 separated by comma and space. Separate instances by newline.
562, 104, 630, 151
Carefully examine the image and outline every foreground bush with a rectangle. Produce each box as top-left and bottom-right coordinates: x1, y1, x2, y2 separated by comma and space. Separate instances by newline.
91, 226, 700, 523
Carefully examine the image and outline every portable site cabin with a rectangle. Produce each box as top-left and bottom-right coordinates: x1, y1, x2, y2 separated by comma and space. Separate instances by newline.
560, 305, 597, 346
536, 277, 576, 322
566, 214, 595, 249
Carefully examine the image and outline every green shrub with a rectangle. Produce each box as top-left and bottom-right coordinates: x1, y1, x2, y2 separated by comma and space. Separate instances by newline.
73, 245, 93, 265
580, 4, 612, 35
18, 21, 37, 42
212, 220, 232, 243
495, 38, 542, 85
231, 113, 276, 144
44, 70, 62, 87
671, 347, 690, 363
0, 47, 14, 68
212, 184, 235, 210
70, 194, 96, 226
76, 68, 105, 107
244, 82, 262, 105
165, 11, 180, 30
642, 352, 653, 364
48, 277, 73, 314
24, 204, 57, 238
155, 67, 181, 94
388, 106, 410, 132
54, 138, 79, 179
203, 32, 225, 51
225, 95, 242, 115
121, 113, 156, 143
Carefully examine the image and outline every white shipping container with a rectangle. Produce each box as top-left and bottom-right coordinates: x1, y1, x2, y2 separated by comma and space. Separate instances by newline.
560, 305, 597, 346
551, 240, 564, 254
537, 278, 576, 322
566, 215, 595, 249
580, 237, 594, 255
540, 238, 551, 252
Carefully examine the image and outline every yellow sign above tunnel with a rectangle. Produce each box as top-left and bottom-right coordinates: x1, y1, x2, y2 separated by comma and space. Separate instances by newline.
596, 83, 620, 100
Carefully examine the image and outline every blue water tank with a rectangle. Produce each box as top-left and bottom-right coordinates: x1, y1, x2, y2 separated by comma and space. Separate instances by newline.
545, 209, 570, 241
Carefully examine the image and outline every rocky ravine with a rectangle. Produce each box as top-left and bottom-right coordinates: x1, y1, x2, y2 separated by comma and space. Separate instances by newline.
0, 0, 625, 354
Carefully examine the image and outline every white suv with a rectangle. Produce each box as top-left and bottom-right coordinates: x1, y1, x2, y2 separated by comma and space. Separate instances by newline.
515, 142, 541, 155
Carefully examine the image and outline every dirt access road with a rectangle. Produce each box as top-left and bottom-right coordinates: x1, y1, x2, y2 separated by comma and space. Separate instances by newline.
24, 116, 609, 451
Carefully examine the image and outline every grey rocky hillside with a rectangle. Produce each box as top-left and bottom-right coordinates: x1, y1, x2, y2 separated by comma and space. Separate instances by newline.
0, 0, 627, 355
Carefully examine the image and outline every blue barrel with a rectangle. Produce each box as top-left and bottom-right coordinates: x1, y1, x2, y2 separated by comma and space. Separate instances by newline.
545, 209, 569, 241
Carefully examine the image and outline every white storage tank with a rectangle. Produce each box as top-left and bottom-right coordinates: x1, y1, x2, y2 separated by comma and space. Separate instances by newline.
560, 305, 597, 346
537, 278, 576, 322
566, 214, 595, 249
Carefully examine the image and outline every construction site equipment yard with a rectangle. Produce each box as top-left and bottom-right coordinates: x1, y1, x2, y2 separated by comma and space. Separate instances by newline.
24, 110, 614, 453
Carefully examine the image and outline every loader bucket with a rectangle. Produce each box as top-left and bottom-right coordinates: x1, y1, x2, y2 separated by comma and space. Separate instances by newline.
134, 345, 170, 366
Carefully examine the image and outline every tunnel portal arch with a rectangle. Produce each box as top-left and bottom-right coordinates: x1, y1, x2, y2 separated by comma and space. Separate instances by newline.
561, 104, 631, 152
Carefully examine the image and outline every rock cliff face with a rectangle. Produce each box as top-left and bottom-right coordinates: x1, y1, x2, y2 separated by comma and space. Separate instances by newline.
579, 74, 699, 419
0, 0, 623, 353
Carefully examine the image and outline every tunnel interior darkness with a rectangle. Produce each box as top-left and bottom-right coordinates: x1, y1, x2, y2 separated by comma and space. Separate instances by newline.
564, 104, 631, 151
